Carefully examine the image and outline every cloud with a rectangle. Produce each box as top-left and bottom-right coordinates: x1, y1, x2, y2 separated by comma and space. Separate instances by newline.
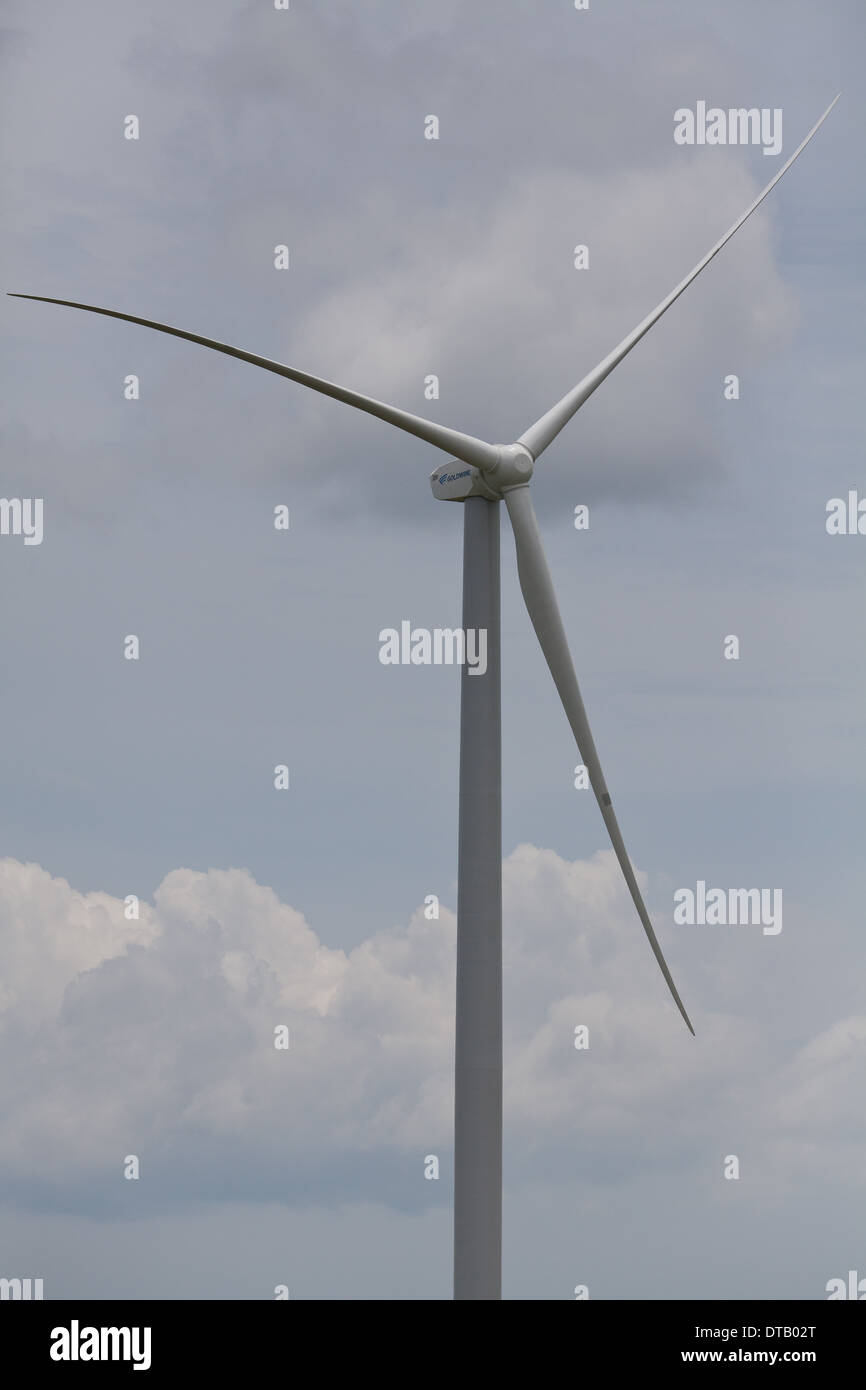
269, 154, 798, 520
1, 848, 862, 1215
3, 0, 801, 522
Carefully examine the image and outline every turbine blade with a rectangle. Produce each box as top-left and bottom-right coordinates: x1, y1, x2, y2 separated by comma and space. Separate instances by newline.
504, 484, 694, 1034
519, 93, 841, 461
6, 294, 499, 471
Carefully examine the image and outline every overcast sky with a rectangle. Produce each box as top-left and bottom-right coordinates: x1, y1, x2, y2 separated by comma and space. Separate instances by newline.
1, 0, 864, 1299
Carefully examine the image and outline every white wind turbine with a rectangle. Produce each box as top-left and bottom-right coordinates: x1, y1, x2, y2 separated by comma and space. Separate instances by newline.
9, 94, 838, 1300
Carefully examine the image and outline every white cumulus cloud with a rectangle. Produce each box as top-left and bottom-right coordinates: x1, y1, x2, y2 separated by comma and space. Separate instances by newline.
0, 848, 862, 1212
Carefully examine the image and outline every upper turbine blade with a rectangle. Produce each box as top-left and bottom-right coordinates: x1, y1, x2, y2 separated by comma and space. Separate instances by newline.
504, 484, 694, 1034
519, 93, 841, 462
6, 294, 499, 472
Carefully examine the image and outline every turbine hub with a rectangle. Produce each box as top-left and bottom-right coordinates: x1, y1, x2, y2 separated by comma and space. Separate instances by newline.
484, 442, 534, 492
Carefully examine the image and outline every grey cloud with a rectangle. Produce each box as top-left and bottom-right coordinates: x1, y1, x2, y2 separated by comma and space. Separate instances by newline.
1, 850, 862, 1218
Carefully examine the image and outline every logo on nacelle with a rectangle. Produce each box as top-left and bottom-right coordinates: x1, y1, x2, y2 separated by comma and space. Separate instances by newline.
430, 461, 499, 502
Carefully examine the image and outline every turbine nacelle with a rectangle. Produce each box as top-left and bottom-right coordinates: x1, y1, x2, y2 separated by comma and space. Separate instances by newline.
429, 442, 534, 502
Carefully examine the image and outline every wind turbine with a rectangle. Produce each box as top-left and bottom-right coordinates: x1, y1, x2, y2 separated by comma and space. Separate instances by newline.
9, 94, 838, 1301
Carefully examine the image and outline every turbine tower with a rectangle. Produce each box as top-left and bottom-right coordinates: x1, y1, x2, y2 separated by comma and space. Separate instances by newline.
9, 94, 838, 1300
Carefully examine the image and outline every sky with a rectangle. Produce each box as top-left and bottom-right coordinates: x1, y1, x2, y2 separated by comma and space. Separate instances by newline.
1, 0, 864, 1300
